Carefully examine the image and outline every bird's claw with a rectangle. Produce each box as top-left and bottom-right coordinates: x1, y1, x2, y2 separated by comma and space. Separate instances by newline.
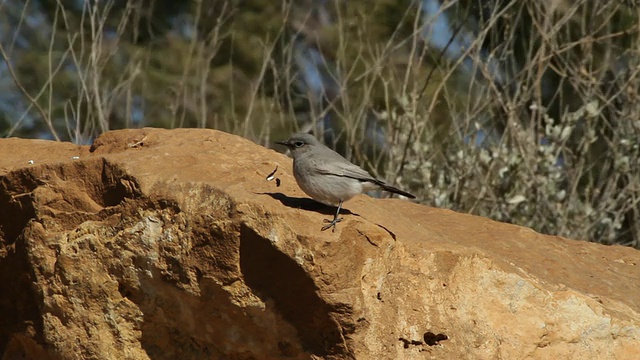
321, 217, 343, 232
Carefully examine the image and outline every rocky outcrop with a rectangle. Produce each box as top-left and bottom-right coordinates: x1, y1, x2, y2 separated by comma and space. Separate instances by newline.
1, 128, 639, 359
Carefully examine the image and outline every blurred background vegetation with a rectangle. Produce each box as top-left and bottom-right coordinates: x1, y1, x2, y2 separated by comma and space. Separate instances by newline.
1, 0, 639, 247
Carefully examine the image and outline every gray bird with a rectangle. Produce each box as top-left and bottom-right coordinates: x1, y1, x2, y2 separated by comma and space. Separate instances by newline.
276, 133, 416, 231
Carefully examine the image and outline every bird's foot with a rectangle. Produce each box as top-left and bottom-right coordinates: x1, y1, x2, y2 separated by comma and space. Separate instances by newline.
321, 217, 343, 232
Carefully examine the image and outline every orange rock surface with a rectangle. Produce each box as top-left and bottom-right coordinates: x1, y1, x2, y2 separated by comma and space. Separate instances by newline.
1, 128, 639, 359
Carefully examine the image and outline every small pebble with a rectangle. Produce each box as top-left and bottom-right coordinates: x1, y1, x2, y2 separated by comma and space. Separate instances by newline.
266, 165, 278, 181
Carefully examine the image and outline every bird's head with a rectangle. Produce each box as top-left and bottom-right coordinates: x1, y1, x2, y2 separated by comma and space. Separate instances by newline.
276, 133, 320, 157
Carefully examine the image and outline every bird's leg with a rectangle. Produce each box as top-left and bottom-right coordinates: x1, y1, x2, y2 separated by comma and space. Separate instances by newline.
321, 200, 343, 232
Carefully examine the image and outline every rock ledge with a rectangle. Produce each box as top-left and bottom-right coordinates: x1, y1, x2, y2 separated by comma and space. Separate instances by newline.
1, 128, 639, 359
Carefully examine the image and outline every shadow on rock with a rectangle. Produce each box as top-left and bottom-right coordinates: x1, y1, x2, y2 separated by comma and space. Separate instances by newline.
257, 192, 357, 217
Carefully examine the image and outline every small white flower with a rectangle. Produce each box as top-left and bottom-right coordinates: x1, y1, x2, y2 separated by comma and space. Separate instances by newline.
507, 195, 526, 204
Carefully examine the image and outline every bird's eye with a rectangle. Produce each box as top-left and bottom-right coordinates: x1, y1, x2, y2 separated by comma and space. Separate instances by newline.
294, 141, 304, 147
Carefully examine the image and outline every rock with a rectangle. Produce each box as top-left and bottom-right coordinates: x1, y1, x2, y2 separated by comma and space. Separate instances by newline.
0, 128, 639, 359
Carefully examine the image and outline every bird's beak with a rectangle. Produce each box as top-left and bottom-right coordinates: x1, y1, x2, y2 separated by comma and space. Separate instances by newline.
275, 140, 290, 147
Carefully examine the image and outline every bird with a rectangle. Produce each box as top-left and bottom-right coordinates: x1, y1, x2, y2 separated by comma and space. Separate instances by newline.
276, 133, 416, 231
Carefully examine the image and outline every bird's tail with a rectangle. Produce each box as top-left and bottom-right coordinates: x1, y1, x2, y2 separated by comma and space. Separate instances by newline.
380, 183, 416, 199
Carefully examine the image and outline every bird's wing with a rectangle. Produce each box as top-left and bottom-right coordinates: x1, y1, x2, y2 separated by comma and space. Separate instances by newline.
315, 159, 382, 185
306, 150, 416, 198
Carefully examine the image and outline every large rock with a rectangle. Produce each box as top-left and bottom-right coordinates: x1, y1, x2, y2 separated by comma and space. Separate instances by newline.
0, 128, 639, 359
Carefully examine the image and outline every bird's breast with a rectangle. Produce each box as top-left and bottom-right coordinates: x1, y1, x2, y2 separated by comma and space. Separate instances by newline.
293, 160, 363, 206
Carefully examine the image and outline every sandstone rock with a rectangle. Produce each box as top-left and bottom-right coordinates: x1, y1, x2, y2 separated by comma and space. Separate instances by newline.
0, 128, 639, 359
